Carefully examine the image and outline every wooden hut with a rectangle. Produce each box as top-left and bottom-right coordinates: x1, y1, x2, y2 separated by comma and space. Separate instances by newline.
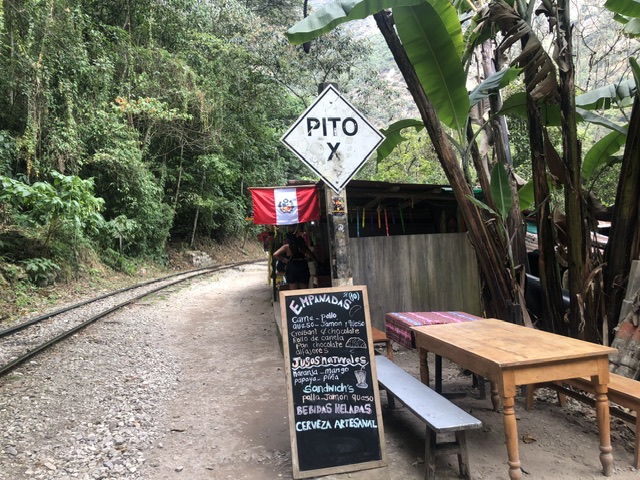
287, 180, 483, 330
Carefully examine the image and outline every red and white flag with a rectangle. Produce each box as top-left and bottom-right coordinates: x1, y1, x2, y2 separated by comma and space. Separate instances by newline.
249, 186, 320, 225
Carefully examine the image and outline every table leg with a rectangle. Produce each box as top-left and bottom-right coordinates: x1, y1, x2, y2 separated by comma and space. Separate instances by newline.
435, 355, 442, 393
490, 381, 500, 412
418, 347, 430, 386
501, 391, 522, 480
593, 376, 613, 476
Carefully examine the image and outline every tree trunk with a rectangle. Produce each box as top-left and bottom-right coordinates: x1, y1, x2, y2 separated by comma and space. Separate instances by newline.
466, 122, 491, 205
174, 143, 184, 207
604, 96, 640, 340
557, 1, 592, 340
374, 10, 512, 319
526, 96, 567, 335
480, 41, 529, 276
190, 169, 206, 248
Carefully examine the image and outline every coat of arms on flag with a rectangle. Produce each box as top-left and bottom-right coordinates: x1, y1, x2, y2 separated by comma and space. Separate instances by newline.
249, 186, 320, 225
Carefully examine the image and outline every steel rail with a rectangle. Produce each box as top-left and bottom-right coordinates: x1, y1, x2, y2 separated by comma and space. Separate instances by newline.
0, 259, 263, 377
0, 267, 214, 338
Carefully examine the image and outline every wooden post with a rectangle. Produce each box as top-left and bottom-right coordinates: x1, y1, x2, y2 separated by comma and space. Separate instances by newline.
316, 82, 352, 287
324, 184, 352, 286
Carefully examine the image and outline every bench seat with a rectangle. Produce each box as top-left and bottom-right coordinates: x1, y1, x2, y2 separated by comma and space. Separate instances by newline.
371, 326, 393, 360
526, 372, 640, 467
375, 355, 482, 479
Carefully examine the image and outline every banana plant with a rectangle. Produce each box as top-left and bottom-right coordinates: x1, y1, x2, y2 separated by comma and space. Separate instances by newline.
466, 162, 534, 327
287, 0, 520, 319
497, 77, 634, 183
286, 0, 469, 143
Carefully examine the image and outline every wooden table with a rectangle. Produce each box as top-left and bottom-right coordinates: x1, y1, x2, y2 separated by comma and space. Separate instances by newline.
412, 318, 617, 480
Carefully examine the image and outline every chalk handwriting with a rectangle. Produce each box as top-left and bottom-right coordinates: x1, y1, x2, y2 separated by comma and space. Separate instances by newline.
334, 403, 372, 415
288, 294, 353, 315
334, 418, 377, 429
303, 383, 354, 394
291, 355, 367, 370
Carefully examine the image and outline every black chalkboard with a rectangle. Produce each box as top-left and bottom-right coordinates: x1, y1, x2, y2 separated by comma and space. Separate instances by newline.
280, 286, 386, 479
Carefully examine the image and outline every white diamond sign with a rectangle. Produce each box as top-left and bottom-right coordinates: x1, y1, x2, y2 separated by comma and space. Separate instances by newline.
280, 85, 385, 194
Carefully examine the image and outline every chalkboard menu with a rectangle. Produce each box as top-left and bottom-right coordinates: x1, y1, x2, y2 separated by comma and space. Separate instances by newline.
280, 286, 386, 479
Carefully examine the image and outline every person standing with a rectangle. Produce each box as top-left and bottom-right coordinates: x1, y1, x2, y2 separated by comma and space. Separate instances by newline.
273, 233, 316, 289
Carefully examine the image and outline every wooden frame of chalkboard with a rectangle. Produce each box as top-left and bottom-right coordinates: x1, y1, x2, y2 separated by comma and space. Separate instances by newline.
280, 286, 387, 479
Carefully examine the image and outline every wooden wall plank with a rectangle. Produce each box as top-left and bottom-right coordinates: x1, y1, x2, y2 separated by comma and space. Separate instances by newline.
350, 233, 482, 329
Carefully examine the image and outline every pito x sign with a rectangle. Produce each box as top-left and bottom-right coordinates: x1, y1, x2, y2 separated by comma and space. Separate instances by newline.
280, 85, 385, 194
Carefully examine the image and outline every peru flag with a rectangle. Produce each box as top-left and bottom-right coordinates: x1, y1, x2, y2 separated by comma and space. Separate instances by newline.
249, 186, 320, 225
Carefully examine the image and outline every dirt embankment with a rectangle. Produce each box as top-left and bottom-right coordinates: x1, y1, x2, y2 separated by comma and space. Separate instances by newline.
0, 237, 265, 326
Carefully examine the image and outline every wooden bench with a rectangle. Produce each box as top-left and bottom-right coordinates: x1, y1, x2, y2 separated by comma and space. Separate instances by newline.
375, 355, 482, 479
371, 326, 394, 360
526, 373, 640, 468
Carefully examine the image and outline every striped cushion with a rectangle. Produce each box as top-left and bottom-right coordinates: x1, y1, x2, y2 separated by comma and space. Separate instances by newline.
385, 311, 481, 349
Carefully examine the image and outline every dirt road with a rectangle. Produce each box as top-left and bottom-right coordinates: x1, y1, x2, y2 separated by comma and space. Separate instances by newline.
141, 261, 639, 480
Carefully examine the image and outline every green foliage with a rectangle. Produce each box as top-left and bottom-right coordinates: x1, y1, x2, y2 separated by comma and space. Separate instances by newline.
378, 120, 424, 162
606, 0, 640, 18
583, 131, 627, 182
0, 0, 302, 261
517, 180, 535, 212
105, 215, 139, 253
0, 131, 16, 176
490, 163, 512, 220
85, 145, 171, 258
0, 172, 104, 248
469, 67, 522, 108
0, 0, 397, 274
576, 80, 636, 111
367, 128, 448, 184
99, 248, 138, 275
394, 1, 468, 134
21, 257, 61, 286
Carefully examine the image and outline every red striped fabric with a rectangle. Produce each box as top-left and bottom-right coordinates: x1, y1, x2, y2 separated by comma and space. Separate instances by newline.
249, 186, 320, 226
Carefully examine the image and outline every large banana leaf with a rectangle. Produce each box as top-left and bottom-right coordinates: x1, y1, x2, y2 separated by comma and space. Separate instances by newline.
499, 92, 562, 125
469, 67, 521, 107
577, 108, 628, 135
462, 12, 490, 65
378, 119, 425, 162
500, 92, 627, 134
606, 0, 640, 18
582, 131, 627, 181
285, 0, 424, 45
517, 179, 535, 212
575, 79, 636, 110
394, 1, 468, 133
622, 18, 640, 36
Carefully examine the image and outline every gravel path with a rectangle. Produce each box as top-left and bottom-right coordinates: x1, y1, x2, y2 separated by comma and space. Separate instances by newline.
3, 261, 640, 480
0, 280, 184, 479
0, 265, 265, 480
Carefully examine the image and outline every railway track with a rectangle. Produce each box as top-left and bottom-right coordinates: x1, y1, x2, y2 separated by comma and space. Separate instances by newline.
0, 259, 263, 377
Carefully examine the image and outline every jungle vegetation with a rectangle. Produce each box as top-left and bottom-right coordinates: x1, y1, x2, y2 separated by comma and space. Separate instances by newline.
0, 0, 398, 288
